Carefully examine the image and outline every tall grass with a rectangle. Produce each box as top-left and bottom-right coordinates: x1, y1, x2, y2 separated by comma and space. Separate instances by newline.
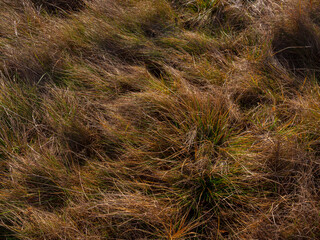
1, 0, 320, 239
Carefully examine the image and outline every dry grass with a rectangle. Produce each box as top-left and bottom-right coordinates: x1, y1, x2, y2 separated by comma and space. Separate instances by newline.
1, 0, 320, 239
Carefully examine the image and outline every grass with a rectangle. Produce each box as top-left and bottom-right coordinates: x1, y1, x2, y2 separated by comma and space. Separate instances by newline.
1, 0, 320, 239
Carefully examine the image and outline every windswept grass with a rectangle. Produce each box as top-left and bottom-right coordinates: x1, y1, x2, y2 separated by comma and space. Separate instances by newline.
1, 0, 320, 239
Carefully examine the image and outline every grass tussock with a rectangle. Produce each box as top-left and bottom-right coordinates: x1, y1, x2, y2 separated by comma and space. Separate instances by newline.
1, 0, 320, 239
272, 0, 320, 76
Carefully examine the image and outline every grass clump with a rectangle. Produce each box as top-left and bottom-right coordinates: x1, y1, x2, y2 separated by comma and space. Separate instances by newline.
173, 0, 251, 32
272, 0, 320, 76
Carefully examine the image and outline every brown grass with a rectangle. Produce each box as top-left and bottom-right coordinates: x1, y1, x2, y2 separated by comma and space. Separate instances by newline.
1, 0, 320, 239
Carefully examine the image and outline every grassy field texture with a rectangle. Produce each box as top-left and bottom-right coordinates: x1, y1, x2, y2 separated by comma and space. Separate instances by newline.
1, 0, 320, 239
